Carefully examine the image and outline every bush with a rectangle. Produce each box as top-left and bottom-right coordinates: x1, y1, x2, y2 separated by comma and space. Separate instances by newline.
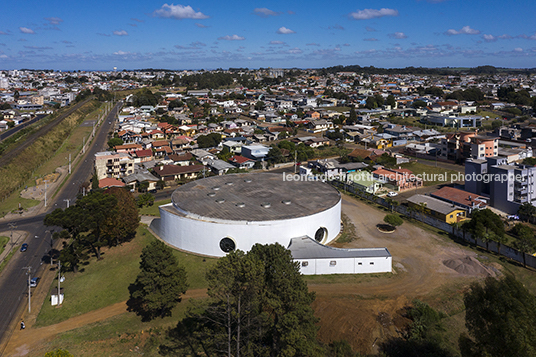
384, 214, 403, 227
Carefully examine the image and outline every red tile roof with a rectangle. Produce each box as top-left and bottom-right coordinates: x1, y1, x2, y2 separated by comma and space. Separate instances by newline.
431, 187, 488, 209
99, 178, 125, 188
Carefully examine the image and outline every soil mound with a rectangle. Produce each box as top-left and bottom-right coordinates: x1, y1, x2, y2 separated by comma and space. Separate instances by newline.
442, 256, 492, 276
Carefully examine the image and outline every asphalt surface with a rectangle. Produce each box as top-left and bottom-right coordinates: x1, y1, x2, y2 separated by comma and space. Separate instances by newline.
0, 100, 123, 351
0, 115, 46, 141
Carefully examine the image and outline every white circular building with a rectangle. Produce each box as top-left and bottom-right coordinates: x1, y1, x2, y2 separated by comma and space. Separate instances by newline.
153, 173, 341, 257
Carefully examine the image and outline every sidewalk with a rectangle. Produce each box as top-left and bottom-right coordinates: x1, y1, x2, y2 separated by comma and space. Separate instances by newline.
0, 230, 28, 264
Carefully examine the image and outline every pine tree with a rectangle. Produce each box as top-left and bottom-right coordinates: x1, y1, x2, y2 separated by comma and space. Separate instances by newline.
128, 240, 188, 321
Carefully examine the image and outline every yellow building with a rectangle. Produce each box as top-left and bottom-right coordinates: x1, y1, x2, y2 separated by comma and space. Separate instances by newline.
407, 194, 467, 224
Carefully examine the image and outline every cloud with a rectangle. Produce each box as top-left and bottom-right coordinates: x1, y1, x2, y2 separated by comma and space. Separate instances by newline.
499, 34, 512, 39
24, 45, 52, 50
287, 10, 295, 15
366, 26, 377, 32
129, 24, 138, 27
61, 40, 72, 44
153, 4, 209, 20
277, 27, 295, 34
0, 54, 7, 59
269, 40, 285, 45
19, 27, 35, 34
364, 38, 378, 41
175, 41, 207, 49
426, 0, 448, 2
349, 8, 398, 20
306, 42, 320, 46
131, 18, 144, 23
287, 47, 302, 54
253, 8, 280, 17
195, 23, 208, 28
482, 34, 496, 42
0, 31, 8, 35
218, 34, 245, 41
389, 32, 407, 39
514, 47, 523, 52
342, 43, 350, 47
113, 30, 128, 36
97, 33, 111, 37
445, 25, 480, 35
517, 33, 536, 40
329, 24, 345, 30
45, 17, 63, 25
113, 50, 131, 55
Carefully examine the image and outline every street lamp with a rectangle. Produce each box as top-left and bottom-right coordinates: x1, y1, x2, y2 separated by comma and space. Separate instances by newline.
44, 180, 50, 207
22, 266, 31, 313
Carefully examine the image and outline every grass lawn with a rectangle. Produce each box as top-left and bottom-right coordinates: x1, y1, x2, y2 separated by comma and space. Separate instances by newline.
0, 236, 9, 256
0, 196, 40, 218
35, 225, 217, 327
0, 244, 20, 273
399, 161, 463, 186
139, 199, 171, 217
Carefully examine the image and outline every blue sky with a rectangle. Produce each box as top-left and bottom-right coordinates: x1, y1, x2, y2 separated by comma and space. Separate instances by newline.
1, 0, 536, 70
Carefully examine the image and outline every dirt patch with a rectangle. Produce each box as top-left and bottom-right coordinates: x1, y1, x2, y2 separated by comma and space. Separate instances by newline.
443, 256, 497, 277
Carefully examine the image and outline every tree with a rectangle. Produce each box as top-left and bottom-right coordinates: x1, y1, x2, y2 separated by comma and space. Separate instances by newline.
518, 202, 536, 223
348, 106, 357, 124
385, 94, 396, 108
163, 244, 323, 357
254, 100, 265, 110
204, 250, 265, 356
91, 173, 99, 191
103, 187, 139, 246
462, 209, 505, 251
107, 137, 123, 149
248, 243, 324, 357
511, 223, 536, 267
137, 192, 155, 208
128, 240, 188, 321
460, 275, 536, 357
384, 214, 403, 228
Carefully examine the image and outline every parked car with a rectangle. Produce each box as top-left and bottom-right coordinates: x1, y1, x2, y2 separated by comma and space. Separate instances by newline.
29, 277, 40, 288
387, 191, 398, 197
20, 243, 28, 252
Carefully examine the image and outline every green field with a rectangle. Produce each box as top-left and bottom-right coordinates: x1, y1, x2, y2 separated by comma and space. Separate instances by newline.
35, 226, 216, 328
0, 236, 9, 256
399, 161, 463, 186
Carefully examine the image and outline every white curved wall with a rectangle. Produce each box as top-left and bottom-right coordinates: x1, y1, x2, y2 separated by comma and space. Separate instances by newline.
158, 199, 341, 257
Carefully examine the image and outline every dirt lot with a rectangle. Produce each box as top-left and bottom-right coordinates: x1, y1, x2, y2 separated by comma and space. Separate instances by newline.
310, 194, 500, 354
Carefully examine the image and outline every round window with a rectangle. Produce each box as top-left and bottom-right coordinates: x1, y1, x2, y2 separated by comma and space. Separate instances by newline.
220, 237, 236, 252
314, 227, 327, 242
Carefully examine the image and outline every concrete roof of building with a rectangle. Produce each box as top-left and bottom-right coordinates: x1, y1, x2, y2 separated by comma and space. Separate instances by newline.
407, 194, 466, 215
170, 173, 340, 222
289, 236, 391, 259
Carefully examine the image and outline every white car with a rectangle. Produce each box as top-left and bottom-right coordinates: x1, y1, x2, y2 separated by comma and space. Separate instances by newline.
387, 191, 398, 197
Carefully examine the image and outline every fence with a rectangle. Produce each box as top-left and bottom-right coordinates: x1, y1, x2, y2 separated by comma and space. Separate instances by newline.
330, 179, 536, 269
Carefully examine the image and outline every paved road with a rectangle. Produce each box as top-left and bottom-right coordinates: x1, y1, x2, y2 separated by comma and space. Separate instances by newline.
0, 100, 123, 352
0, 115, 46, 142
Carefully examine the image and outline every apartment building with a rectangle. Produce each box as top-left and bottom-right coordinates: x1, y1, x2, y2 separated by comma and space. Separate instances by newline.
95, 151, 135, 180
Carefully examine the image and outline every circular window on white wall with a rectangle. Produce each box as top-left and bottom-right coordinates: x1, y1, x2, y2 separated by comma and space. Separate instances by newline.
219, 237, 236, 253
314, 227, 327, 243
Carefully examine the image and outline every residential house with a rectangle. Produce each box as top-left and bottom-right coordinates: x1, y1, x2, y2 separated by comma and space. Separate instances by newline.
228, 155, 255, 169
430, 186, 488, 214
372, 167, 423, 192
152, 164, 204, 184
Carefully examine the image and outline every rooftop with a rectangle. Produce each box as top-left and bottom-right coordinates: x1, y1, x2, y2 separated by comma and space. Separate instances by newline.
170, 173, 340, 222
289, 237, 391, 259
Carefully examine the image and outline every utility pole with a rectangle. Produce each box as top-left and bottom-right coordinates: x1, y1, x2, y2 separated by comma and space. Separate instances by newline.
294, 151, 297, 174
68, 154, 71, 174
8, 223, 16, 248
82, 137, 86, 154
57, 260, 62, 306
46, 230, 53, 266
22, 266, 31, 313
